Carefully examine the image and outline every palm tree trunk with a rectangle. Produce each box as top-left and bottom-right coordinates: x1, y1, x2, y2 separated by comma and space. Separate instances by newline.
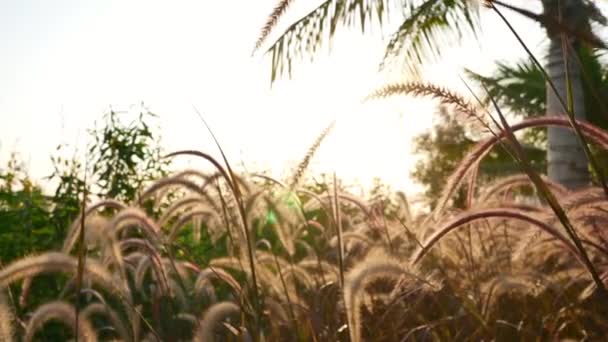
544, 0, 590, 189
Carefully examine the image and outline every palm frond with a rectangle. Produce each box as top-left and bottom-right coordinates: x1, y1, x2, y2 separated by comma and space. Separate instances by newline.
266, 0, 390, 82
265, 0, 481, 81
465, 60, 546, 118
381, 0, 480, 76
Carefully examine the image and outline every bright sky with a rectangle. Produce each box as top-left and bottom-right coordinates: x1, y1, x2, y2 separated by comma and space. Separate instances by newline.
0, 0, 569, 199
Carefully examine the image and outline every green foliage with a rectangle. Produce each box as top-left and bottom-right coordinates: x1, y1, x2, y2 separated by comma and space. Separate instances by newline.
0, 105, 170, 266
466, 47, 608, 139
88, 106, 169, 202
0, 155, 58, 262
412, 107, 475, 208
381, 0, 480, 75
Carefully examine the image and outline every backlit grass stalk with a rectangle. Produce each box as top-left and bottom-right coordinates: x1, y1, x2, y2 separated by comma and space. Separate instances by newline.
0, 293, 14, 342
75, 167, 88, 342
332, 173, 345, 288
166, 149, 261, 333
433, 117, 608, 217
366, 82, 481, 122
289, 121, 335, 190
24, 301, 96, 342
483, 83, 608, 298
411, 208, 584, 265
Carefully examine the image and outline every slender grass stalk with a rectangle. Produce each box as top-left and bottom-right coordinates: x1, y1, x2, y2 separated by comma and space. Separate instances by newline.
431, 116, 608, 217
271, 249, 299, 334
482, 82, 608, 298
74, 158, 88, 342
411, 208, 583, 265
332, 173, 345, 288
168, 106, 261, 338
289, 121, 335, 190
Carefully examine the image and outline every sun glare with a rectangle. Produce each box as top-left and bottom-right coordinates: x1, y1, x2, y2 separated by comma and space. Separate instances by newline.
0, 0, 547, 197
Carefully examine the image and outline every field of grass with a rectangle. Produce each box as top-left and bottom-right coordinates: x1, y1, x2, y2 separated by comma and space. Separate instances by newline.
2, 113, 608, 341
3, 1, 608, 340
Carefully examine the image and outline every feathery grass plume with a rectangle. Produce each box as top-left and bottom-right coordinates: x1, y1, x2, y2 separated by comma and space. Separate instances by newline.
478, 173, 569, 204
169, 168, 211, 183
210, 257, 288, 302
257, 251, 314, 289
134, 255, 170, 297
264, 297, 289, 324
19, 277, 33, 307
149, 169, 210, 211
80, 214, 111, 248
199, 170, 252, 196
166, 277, 189, 309
167, 209, 215, 242
251, 173, 288, 189
293, 220, 326, 243
193, 301, 240, 342
4, 253, 138, 339
330, 231, 374, 247
560, 187, 606, 210
247, 193, 299, 256
0, 293, 14, 342
165, 259, 196, 287
81, 303, 131, 342
332, 173, 346, 289
63, 199, 127, 253
0, 252, 131, 301
117, 238, 172, 296
412, 208, 585, 267
366, 82, 484, 124
194, 267, 243, 301
294, 239, 316, 259
138, 176, 213, 206
433, 139, 494, 219
289, 121, 335, 190
297, 258, 339, 281
176, 312, 198, 327
254, 0, 294, 52
108, 207, 163, 244
166, 149, 261, 326
487, 88, 608, 299
343, 253, 427, 342
106, 208, 163, 289
314, 192, 372, 219
432, 116, 608, 219
395, 191, 413, 225
481, 273, 553, 317
24, 301, 96, 342
192, 214, 203, 242
511, 226, 545, 263
466, 160, 480, 208
158, 195, 211, 227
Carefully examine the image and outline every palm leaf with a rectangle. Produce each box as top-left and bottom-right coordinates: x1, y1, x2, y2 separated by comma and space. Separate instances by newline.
267, 0, 390, 82
265, 0, 480, 82
381, 0, 480, 76
465, 60, 545, 118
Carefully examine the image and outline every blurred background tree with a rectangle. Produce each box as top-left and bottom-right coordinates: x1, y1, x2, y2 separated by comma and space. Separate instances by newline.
0, 105, 169, 265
